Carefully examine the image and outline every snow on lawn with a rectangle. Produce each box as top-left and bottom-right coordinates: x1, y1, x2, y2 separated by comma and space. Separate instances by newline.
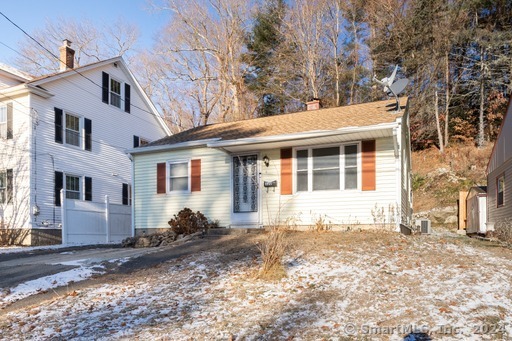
1, 232, 512, 340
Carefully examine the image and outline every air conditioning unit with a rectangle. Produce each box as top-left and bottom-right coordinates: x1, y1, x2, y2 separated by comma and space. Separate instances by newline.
415, 219, 432, 234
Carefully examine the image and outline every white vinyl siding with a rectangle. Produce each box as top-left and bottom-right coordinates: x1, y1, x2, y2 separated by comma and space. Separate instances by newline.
133, 147, 231, 230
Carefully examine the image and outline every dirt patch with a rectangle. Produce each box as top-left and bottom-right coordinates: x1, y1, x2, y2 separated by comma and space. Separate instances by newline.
1, 230, 512, 340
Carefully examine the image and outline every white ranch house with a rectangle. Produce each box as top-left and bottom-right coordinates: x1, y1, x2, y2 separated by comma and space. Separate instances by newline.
129, 98, 413, 233
0, 40, 170, 245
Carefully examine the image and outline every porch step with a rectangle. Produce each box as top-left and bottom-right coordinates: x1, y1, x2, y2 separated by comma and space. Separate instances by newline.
207, 227, 264, 236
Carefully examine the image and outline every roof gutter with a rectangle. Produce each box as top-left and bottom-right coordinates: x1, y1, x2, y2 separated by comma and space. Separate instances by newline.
207, 122, 399, 148
127, 138, 222, 156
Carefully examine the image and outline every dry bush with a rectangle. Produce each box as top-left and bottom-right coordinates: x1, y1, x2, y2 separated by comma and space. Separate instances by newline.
258, 227, 288, 280
311, 215, 332, 232
167, 208, 219, 235
494, 218, 512, 244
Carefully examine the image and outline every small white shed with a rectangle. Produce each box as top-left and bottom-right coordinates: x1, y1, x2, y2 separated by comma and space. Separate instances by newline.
466, 186, 487, 234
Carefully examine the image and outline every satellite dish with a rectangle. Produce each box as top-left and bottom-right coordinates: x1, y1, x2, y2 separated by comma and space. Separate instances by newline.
373, 65, 409, 112
388, 78, 409, 96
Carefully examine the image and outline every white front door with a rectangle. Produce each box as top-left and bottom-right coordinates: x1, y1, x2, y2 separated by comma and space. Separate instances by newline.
231, 154, 259, 227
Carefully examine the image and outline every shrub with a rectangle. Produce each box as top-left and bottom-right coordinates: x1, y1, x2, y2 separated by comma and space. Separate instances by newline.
494, 218, 512, 244
167, 208, 218, 235
0, 228, 30, 246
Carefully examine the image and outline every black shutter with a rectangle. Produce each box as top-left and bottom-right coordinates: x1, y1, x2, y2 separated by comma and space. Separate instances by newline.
133, 135, 140, 148
6, 169, 12, 203
54, 108, 63, 144
84, 118, 92, 151
122, 183, 129, 205
124, 83, 131, 113
6, 103, 12, 139
55, 171, 63, 206
85, 177, 92, 201
102, 72, 109, 104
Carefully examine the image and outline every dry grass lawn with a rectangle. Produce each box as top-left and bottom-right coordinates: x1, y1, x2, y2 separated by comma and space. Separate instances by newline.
1, 230, 511, 340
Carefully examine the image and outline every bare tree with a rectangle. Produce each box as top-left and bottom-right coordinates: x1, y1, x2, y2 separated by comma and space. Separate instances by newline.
0, 125, 31, 244
141, 0, 256, 128
14, 18, 139, 76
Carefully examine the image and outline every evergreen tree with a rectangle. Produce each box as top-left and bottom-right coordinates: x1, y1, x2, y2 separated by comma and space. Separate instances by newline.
244, 0, 287, 117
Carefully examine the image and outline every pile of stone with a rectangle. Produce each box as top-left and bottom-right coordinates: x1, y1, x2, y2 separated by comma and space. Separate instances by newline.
122, 230, 179, 248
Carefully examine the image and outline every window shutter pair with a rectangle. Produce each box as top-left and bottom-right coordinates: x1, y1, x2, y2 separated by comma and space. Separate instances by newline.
156, 160, 201, 193
54, 171, 92, 206
54, 108, 91, 151
279, 140, 376, 193
102, 71, 131, 113
6, 103, 13, 139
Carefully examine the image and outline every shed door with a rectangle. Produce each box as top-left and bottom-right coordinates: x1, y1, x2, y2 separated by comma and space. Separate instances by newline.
232, 154, 259, 226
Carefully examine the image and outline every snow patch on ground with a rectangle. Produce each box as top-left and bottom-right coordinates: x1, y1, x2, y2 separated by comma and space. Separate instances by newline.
1, 233, 511, 340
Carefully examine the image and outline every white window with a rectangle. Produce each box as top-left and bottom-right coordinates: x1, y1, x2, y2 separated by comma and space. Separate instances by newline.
65, 113, 81, 147
498, 175, 505, 207
0, 170, 10, 204
0, 105, 6, 139
295, 144, 358, 192
168, 161, 189, 192
344, 145, 358, 190
110, 78, 122, 108
296, 150, 308, 192
66, 175, 81, 200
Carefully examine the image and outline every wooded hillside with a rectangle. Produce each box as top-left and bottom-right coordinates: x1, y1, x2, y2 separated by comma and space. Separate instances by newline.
15, 0, 512, 151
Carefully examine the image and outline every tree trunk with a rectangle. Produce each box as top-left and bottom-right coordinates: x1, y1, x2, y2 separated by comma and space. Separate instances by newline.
444, 52, 450, 148
435, 90, 444, 153
349, 16, 359, 105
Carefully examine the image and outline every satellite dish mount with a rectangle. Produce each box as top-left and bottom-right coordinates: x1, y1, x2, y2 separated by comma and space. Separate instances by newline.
373, 65, 409, 112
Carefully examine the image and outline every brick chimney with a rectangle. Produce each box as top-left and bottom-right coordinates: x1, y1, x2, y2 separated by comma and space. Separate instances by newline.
59, 39, 75, 71
306, 99, 320, 111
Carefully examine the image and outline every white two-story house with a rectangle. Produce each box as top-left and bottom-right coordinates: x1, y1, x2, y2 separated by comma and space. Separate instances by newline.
0, 40, 170, 245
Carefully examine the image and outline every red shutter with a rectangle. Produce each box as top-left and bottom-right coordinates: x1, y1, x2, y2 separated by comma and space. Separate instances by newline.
281, 148, 293, 195
191, 159, 201, 192
362, 140, 376, 191
157, 162, 166, 194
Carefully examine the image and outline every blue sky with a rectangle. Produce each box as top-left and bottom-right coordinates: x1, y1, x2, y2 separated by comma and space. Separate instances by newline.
0, 0, 168, 64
